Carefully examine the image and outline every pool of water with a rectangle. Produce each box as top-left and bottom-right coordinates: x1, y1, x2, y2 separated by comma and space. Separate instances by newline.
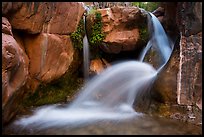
2, 104, 202, 135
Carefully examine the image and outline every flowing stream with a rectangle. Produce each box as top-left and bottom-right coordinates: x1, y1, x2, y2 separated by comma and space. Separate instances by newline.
3, 11, 201, 135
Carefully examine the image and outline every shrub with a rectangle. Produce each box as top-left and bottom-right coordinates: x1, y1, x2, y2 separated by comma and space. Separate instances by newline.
70, 19, 85, 50
89, 12, 105, 46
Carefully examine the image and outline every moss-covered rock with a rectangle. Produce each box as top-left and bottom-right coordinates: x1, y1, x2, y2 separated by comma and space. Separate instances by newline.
22, 72, 83, 106
22, 48, 83, 107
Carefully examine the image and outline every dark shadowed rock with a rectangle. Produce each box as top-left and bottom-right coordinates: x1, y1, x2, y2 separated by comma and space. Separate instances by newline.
2, 17, 13, 36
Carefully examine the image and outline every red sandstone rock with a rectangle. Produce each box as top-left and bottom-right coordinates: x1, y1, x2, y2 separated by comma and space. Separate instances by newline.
90, 58, 110, 75
23, 33, 74, 90
2, 33, 29, 108
7, 2, 85, 34
46, 2, 85, 34
102, 29, 140, 53
87, 6, 147, 54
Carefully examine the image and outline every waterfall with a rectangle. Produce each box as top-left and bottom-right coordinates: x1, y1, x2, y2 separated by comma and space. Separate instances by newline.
15, 12, 174, 129
83, 6, 91, 81
83, 17, 90, 81
139, 12, 173, 72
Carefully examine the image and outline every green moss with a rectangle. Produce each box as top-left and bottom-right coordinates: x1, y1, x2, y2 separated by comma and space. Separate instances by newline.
139, 26, 149, 42
89, 12, 105, 46
22, 72, 83, 107
157, 104, 171, 117
70, 18, 85, 50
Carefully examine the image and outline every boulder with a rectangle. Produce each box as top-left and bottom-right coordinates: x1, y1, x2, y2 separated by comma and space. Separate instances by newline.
23, 33, 74, 91
87, 6, 148, 54
6, 2, 85, 34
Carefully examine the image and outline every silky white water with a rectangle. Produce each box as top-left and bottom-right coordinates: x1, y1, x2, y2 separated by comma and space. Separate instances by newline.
15, 12, 174, 129
83, 7, 90, 81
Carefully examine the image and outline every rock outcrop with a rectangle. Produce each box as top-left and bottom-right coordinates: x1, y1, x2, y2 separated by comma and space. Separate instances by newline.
2, 2, 85, 125
176, 2, 202, 109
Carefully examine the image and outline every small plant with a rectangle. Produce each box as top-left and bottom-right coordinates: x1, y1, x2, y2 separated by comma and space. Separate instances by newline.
89, 12, 105, 46
70, 19, 85, 50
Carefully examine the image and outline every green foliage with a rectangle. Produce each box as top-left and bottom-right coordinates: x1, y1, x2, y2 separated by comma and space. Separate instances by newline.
90, 12, 105, 46
132, 2, 160, 12
70, 19, 85, 50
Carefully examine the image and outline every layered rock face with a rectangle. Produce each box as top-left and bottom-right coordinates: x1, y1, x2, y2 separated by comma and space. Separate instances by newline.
146, 2, 202, 110
87, 6, 147, 54
176, 2, 202, 109
2, 2, 85, 124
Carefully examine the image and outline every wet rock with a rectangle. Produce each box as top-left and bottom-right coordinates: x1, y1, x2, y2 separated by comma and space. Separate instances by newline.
152, 7, 164, 23
90, 58, 110, 75
152, 7, 165, 17
150, 43, 179, 104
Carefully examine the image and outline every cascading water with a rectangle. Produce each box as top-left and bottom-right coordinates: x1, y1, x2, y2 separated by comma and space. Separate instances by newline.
83, 6, 90, 81
14, 12, 174, 130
